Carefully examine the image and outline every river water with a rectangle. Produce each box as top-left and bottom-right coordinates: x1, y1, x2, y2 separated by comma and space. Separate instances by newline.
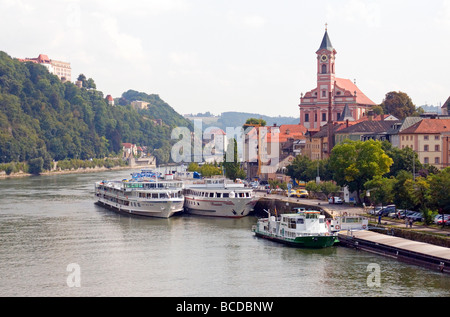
0, 169, 449, 297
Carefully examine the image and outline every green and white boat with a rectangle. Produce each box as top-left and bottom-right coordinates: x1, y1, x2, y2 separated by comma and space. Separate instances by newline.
252, 208, 338, 248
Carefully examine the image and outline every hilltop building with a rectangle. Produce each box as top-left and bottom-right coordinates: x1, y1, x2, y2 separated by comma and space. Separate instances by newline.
298, 28, 376, 130
18, 54, 71, 81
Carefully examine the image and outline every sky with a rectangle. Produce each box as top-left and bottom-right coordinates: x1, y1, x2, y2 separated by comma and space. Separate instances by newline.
1, 0, 449, 118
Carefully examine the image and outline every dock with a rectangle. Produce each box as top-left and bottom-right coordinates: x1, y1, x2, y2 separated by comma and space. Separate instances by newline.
338, 230, 450, 274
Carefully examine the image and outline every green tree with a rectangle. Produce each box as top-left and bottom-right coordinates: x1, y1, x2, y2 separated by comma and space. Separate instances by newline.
28, 157, 44, 175
364, 176, 395, 207
392, 170, 416, 210
223, 139, 246, 180
427, 167, 450, 218
379, 91, 418, 120
305, 180, 321, 199
319, 181, 341, 199
382, 141, 422, 177
187, 162, 199, 172
329, 140, 393, 205
198, 163, 222, 177
242, 118, 266, 130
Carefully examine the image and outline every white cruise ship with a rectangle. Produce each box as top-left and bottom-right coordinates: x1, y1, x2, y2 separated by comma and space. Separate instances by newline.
183, 178, 257, 218
95, 170, 184, 218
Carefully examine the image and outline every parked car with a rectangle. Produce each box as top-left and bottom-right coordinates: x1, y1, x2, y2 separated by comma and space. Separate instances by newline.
378, 205, 396, 217
328, 196, 343, 204
395, 209, 415, 219
288, 189, 309, 198
434, 214, 450, 225
369, 206, 384, 215
407, 212, 424, 222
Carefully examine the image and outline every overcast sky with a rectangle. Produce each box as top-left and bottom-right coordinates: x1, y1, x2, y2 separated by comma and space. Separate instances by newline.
1, 0, 449, 117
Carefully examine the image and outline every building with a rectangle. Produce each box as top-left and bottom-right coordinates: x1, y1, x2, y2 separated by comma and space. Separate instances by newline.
441, 97, 450, 116
105, 95, 114, 106
399, 118, 450, 169
334, 120, 400, 145
18, 54, 71, 81
130, 100, 149, 110
122, 143, 138, 158
203, 127, 228, 163
298, 29, 376, 130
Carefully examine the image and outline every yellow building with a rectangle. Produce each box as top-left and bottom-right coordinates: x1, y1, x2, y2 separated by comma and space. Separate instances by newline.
399, 118, 450, 169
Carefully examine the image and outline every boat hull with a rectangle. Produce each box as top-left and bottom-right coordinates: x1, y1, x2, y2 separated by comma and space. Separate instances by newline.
95, 198, 184, 218
254, 231, 337, 248
184, 196, 257, 218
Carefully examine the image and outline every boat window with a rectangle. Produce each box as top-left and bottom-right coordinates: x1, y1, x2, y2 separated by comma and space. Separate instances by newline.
319, 218, 324, 223
246, 192, 250, 197
210, 193, 214, 198
152, 193, 158, 199
296, 218, 304, 224
216, 193, 222, 198
223, 193, 229, 198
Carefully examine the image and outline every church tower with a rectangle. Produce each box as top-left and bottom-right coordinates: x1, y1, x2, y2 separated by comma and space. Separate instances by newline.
298, 27, 376, 130
316, 27, 336, 104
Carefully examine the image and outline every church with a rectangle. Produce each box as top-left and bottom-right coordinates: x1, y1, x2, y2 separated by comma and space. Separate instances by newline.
299, 28, 376, 130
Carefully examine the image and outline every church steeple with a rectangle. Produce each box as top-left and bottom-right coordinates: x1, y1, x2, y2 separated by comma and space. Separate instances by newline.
317, 29, 334, 53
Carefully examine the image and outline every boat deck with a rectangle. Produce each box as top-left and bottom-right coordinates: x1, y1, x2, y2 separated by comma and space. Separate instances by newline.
338, 230, 450, 273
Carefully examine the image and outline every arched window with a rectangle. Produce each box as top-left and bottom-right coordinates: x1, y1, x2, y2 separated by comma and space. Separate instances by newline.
321, 64, 327, 74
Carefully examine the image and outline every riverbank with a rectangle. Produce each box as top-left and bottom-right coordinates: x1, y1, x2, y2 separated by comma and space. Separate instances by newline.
0, 165, 136, 180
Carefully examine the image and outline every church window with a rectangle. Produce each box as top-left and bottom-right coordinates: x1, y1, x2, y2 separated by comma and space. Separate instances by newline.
305, 114, 309, 122
315, 114, 318, 122
321, 64, 327, 74
322, 113, 326, 121
322, 90, 326, 97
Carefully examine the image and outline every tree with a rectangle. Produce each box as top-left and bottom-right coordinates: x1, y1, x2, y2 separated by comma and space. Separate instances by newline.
329, 140, 393, 205
198, 163, 222, 178
28, 157, 44, 175
392, 170, 416, 210
379, 91, 418, 120
285, 155, 331, 182
364, 176, 395, 207
305, 181, 321, 199
319, 181, 341, 199
223, 139, 246, 180
242, 118, 266, 130
382, 141, 422, 177
427, 167, 450, 217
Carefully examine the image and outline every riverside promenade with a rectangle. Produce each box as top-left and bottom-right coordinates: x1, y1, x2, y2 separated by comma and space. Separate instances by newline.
255, 192, 450, 274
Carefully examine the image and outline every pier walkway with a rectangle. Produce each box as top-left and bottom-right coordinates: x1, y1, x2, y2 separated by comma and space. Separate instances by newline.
338, 230, 450, 273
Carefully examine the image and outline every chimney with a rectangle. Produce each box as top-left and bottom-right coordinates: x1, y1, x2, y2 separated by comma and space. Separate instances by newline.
368, 110, 374, 121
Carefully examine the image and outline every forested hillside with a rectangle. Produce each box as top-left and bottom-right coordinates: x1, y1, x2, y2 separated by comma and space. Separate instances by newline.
0, 51, 190, 168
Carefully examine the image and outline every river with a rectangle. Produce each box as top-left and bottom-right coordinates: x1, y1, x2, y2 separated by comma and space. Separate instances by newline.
0, 169, 449, 297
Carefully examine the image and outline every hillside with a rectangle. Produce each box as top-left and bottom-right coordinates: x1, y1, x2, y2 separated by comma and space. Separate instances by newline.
185, 111, 298, 130
0, 51, 190, 167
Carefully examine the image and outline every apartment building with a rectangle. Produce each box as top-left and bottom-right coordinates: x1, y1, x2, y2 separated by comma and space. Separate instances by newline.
399, 118, 450, 169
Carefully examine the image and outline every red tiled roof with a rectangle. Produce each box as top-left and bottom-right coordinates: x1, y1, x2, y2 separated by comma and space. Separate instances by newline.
106, 95, 114, 101
399, 118, 450, 134
278, 124, 307, 142
335, 78, 376, 106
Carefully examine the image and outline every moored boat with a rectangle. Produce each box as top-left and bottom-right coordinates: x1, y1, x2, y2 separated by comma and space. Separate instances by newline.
94, 170, 184, 218
183, 178, 257, 218
252, 208, 338, 248
329, 215, 369, 233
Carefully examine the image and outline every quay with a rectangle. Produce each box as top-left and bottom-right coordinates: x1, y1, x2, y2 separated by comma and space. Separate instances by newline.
254, 193, 450, 274
338, 230, 450, 274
